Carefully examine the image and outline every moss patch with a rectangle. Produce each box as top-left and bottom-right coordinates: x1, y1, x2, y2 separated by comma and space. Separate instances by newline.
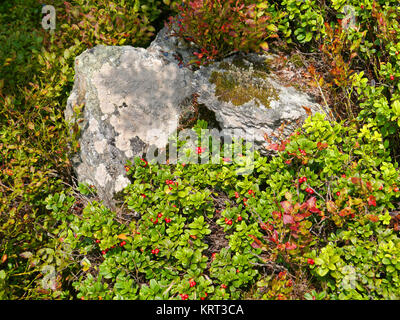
209, 55, 279, 107
288, 53, 305, 68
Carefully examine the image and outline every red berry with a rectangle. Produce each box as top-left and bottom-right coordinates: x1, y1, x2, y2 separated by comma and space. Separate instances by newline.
189, 280, 196, 287
101, 250, 106, 255
234, 191, 239, 198
165, 218, 171, 223
394, 187, 399, 192
158, 213, 163, 218
341, 174, 346, 178
120, 241, 126, 247
221, 284, 227, 289
307, 258, 315, 265
390, 75, 395, 81
361, 5, 364, 9
95, 239, 101, 243
212, 253, 217, 259
200, 292, 208, 300
226, 219, 232, 225
180, 293, 189, 300
140, 158, 148, 167
336, 191, 341, 196
237, 216, 243, 222
306, 188, 314, 194
286, 279, 293, 287
155, 248, 159, 254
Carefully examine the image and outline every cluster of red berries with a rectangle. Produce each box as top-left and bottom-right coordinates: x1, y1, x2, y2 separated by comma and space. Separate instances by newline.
307, 258, 315, 265
180, 293, 189, 300
165, 179, 178, 185
99, 240, 127, 255
298, 176, 307, 184
224, 217, 233, 225
189, 280, 196, 287
305, 187, 314, 194
298, 148, 307, 156
151, 214, 172, 224
196, 147, 206, 154
151, 248, 160, 255
200, 292, 208, 300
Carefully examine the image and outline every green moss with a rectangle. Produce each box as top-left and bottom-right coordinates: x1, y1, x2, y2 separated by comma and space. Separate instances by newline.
209, 56, 279, 108
288, 53, 304, 68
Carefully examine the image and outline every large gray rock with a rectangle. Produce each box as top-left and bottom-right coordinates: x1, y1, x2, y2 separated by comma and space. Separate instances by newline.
65, 45, 194, 204
149, 24, 327, 152
65, 24, 328, 204
192, 52, 327, 152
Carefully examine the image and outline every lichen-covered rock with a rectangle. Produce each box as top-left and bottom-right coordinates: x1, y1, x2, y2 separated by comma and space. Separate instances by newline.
65, 45, 194, 204
193, 52, 327, 153
66, 25, 328, 205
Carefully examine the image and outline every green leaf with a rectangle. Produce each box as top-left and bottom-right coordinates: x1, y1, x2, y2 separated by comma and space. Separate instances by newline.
317, 268, 329, 277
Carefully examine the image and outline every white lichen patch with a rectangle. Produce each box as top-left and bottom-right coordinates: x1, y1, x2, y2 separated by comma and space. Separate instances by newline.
114, 175, 131, 193
88, 118, 99, 134
93, 139, 107, 155
95, 164, 112, 187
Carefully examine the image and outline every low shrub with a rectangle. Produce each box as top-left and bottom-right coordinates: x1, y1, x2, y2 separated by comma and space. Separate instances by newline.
0, 0, 166, 299
167, 0, 281, 65
41, 115, 400, 299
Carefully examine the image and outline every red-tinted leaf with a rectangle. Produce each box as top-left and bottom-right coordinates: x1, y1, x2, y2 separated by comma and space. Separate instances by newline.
251, 241, 261, 249
368, 195, 377, 207
305, 197, 317, 209
285, 242, 297, 250
283, 214, 295, 224
280, 201, 293, 214
267, 143, 279, 151
351, 177, 362, 185
309, 206, 322, 214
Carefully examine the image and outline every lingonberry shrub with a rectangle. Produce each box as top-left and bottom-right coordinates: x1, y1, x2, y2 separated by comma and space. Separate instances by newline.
167, 0, 280, 65
41, 115, 400, 300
